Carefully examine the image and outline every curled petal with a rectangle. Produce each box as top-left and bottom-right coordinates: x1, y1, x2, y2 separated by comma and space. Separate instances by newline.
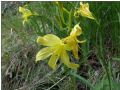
77, 39, 86, 43
70, 24, 82, 37
60, 48, 79, 69
36, 47, 53, 62
37, 34, 62, 46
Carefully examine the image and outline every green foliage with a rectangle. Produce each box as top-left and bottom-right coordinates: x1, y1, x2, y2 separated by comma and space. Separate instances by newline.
2, 1, 120, 90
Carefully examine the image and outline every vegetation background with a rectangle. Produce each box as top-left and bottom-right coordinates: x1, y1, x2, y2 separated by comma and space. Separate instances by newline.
1, 1, 120, 90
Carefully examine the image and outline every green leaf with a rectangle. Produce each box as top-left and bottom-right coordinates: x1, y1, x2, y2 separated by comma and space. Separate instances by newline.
69, 71, 94, 89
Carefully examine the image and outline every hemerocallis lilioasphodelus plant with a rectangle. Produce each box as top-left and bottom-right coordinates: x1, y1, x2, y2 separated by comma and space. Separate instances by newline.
63, 24, 86, 59
74, 2, 95, 20
19, 6, 38, 24
36, 34, 79, 70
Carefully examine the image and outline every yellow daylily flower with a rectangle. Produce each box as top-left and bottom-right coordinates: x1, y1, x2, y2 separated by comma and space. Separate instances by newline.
36, 34, 79, 70
74, 2, 95, 20
19, 6, 38, 24
63, 24, 86, 59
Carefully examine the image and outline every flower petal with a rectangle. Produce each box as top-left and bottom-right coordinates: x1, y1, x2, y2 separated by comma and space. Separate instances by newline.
60, 48, 79, 69
48, 53, 59, 70
77, 39, 86, 43
36, 47, 53, 62
72, 43, 79, 59
63, 37, 79, 59
48, 46, 62, 70
64, 44, 72, 51
19, 6, 25, 13
70, 24, 82, 36
37, 34, 62, 46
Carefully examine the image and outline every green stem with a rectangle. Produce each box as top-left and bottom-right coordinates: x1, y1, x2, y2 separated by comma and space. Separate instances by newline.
71, 71, 77, 90
68, 9, 73, 33
95, 18, 100, 26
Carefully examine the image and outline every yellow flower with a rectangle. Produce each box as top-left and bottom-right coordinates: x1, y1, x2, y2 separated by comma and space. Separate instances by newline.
19, 6, 38, 24
63, 24, 86, 59
36, 34, 79, 70
74, 2, 95, 20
